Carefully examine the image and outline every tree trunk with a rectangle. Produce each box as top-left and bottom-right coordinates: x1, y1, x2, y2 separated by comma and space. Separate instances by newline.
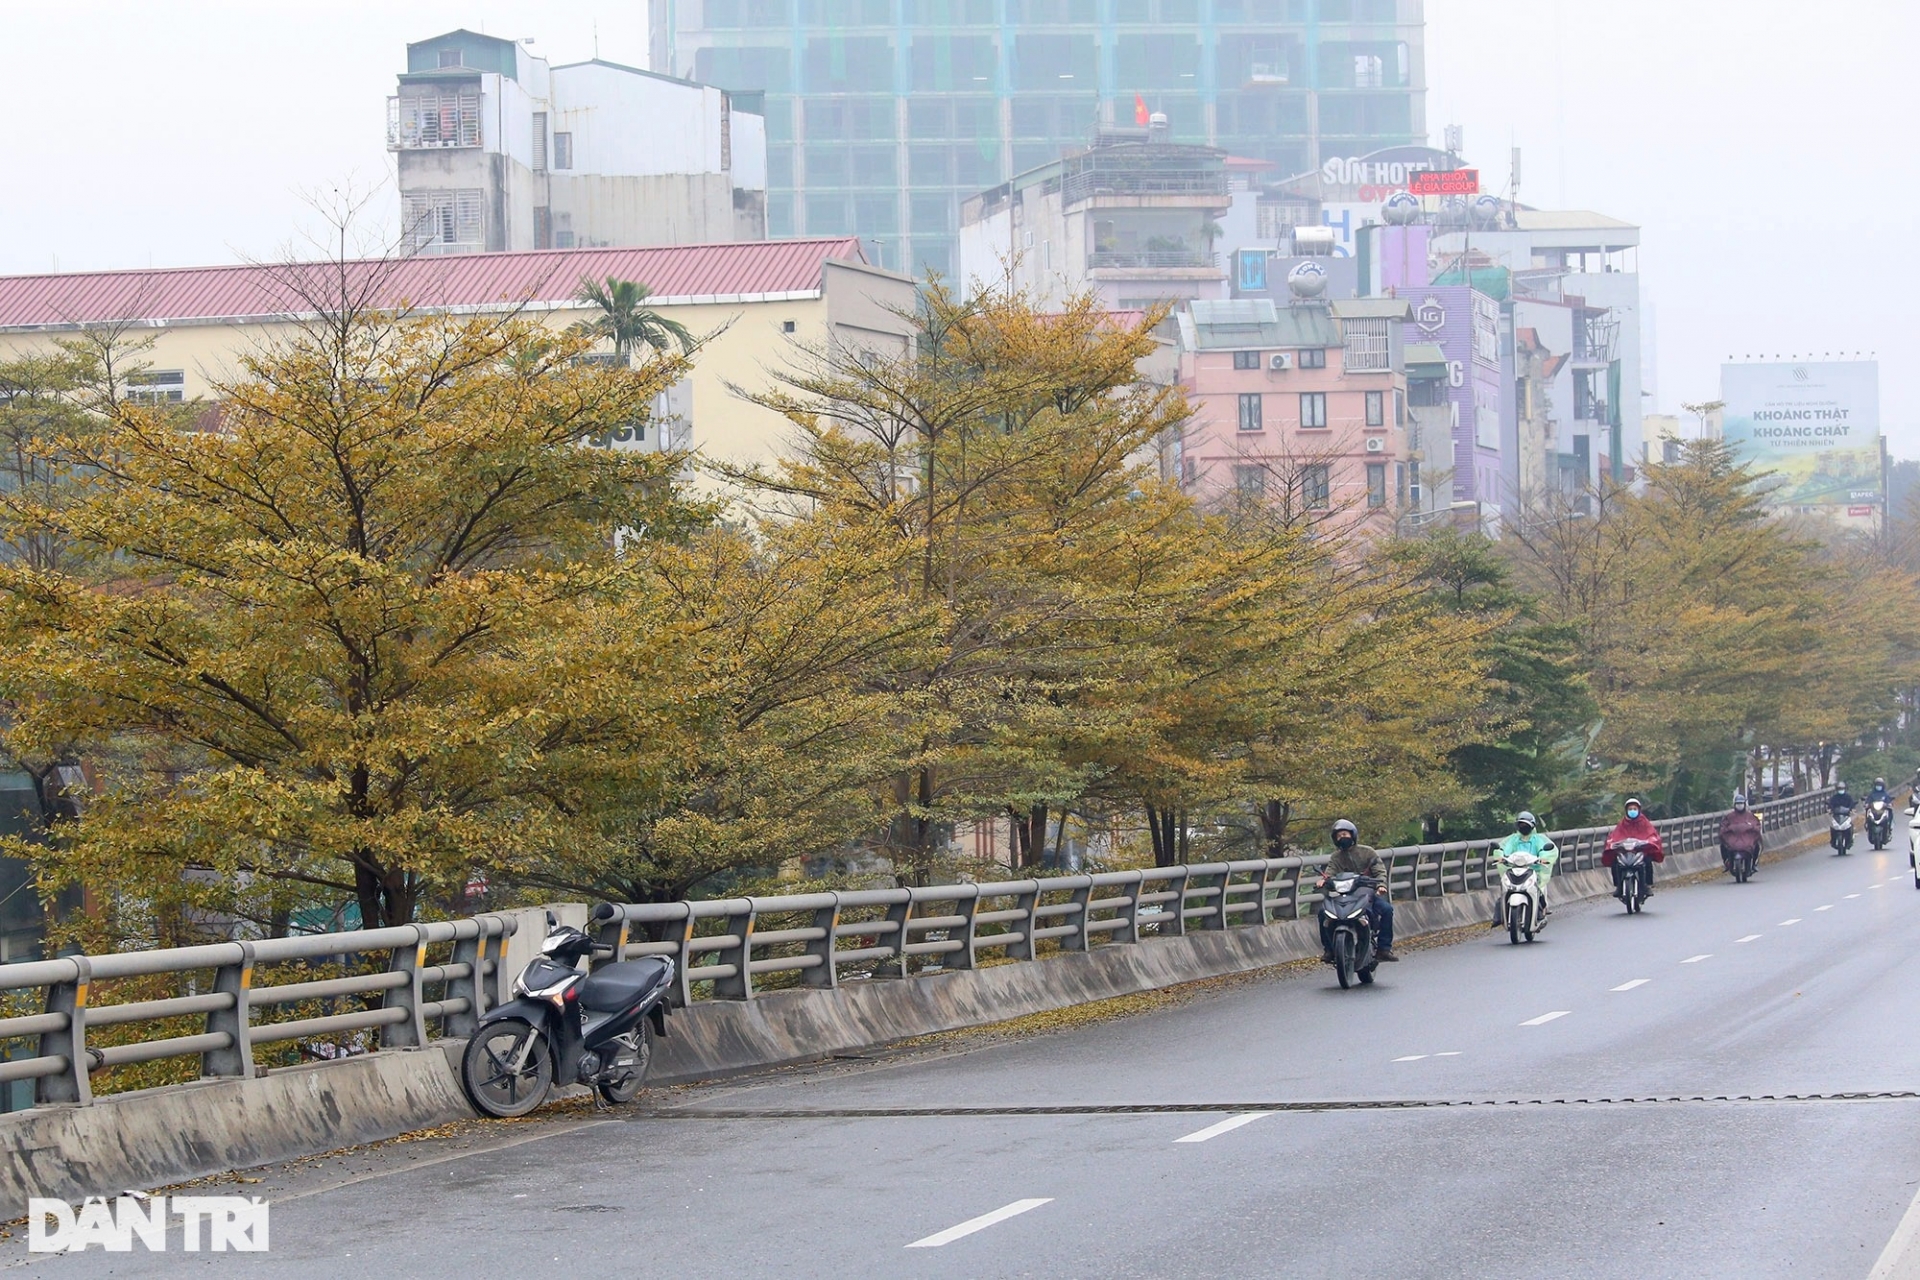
1259, 800, 1291, 859
1012, 803, 1048, 870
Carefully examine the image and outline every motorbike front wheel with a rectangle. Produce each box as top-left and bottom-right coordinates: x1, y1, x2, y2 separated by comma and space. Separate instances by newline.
1334, 931, 1355, 989
1507, 904, 1523, 945
461, 1018, 554, 1119
594, 1024, 655, 1105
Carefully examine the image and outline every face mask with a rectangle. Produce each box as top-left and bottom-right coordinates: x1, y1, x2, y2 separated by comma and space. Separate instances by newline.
1334, 836, 1354, 850
1626, 808, 1640, 820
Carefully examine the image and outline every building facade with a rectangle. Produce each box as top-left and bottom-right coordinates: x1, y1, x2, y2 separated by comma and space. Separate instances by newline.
652, 0, 1427, 278
0, 241, 914, 473
957, 129, 1230, 309
1176, 293, 1410, 530
391, 30, 768, 255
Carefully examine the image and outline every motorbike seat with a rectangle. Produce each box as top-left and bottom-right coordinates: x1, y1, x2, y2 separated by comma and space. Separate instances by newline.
577, 957, 672, 1012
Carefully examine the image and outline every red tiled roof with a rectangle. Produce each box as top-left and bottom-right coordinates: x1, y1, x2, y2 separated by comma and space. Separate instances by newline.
0, 239, 872, 330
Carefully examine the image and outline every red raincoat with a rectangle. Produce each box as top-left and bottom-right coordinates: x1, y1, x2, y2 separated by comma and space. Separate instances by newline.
1601, 813, 1665, 866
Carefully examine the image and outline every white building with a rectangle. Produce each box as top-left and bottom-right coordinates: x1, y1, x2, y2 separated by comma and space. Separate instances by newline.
390, 30, 767, 255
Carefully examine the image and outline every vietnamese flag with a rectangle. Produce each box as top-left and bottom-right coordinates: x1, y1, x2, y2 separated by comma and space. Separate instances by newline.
1134, 94, 1149, 125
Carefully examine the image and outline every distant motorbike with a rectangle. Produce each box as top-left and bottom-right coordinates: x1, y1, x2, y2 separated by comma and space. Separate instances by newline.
1609, 839, 1651, 914
1724, 841, 1758, 884
1496, 848, 1549, 944
459, 923, 674, 1119
1830, 808, 1856, 857
1866, 799, 1894, 850
1318, 873, 1382, 989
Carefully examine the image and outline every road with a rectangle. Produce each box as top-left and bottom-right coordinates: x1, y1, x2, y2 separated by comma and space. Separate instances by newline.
16, 839, 1920, 1278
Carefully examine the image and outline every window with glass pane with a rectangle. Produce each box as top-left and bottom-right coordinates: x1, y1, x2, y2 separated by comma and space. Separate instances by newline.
1233, 351, 1260, 370
1299, 392, 1327, 428
1366, 462, 1386, 508
1366, 391, 1384, 426
1304, 464, 1331, 508
1233, 464, 1266, 497
1238, 393, 1263, 431
1298, 347, 1326, 369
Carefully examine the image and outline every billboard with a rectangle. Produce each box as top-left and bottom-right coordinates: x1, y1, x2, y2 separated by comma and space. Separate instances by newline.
1720, 362, 1880, 509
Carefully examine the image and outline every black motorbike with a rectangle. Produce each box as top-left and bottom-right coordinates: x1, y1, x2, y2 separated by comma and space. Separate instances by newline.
1317, 873, 1381, 989
1866, 798, 1894, 851
459, 923, 674, 1118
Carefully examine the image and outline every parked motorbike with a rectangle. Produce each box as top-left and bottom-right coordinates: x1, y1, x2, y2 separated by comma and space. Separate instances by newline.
1867, 799, 1894, 850
459, 922, 674, 1119
1318, 873, 1381, 989
1609, 839, 1651, 914
1830, 807, 1856, 857
1495, 848, 1548, 944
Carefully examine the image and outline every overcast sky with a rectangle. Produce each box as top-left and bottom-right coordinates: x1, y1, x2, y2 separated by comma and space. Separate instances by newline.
3, 1, 1913, 453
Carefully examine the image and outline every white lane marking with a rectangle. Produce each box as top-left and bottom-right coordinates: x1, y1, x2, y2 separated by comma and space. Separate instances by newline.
1392, 1055, 1428, 1062
907, 1199, 1052, 1247
1736, 934, 1762, 943
1846, 893, 1861, 899
1870, 884, 1885, 890
1681, 954, 1712, 964
1174, 1113, 1272, 1143
1815, 905, 1834, 912
1521, 1010, 1570, 1026
1869, 1175, 1920, 1278
1434, 1051, 1463, 1057
1611, 979, 1651, 991
1780, 918, 1802, 925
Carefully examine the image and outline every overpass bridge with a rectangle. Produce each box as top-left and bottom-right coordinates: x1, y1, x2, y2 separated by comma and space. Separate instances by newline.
6, 790, 1920, 1276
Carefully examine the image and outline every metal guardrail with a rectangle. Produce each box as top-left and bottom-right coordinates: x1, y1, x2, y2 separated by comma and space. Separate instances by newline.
592, 790, 1833, 1005
0, 916, 515, 1107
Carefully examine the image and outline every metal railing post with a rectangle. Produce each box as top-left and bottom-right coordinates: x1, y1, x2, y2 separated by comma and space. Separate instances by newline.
1161, 867, 1191, 936
1059, 877, 1093, 952
202, 942, 255, 1078
714, 901, 756, 1000
1204, 869, 1231, 931
945, 886, 980, 970
1114, 871, 1144, 942
803, 894, 840, 989
443, 924, 487, 1040
380, 926, 428, 1050
878, 893, 912, 977
1011, 883, 1039, 960
37, 957, 92, 1105
591, 911, 629, 971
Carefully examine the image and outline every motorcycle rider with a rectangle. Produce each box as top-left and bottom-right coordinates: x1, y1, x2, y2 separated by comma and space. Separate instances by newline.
1601, 797, 1665, 901
1830, 780, 1855, 824
1719, 794, 1763, 876
1316, 819, 1399, 962
1489, 811, 1559, 928
1867, 777, 1892, 806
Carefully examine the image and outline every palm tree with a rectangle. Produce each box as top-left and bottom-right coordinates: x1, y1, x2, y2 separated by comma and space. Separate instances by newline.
572, 276, 693, 362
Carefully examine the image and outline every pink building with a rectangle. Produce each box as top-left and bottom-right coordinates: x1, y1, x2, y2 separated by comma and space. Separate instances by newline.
1177, 296, 1413, 532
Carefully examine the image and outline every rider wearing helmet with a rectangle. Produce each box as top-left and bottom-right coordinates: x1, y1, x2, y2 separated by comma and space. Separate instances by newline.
1602, 797, 1665, 900
1867, 777, 1892, 806
1829, 780, 1855, 821
1316, 819, 1399, 962
1489, 811, 1559, 928
1719, 793, 1763, 875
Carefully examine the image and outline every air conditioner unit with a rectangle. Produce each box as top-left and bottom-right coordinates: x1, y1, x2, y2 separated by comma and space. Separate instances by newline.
1365, 437, 1386, 453
1268, 353, 1291, 370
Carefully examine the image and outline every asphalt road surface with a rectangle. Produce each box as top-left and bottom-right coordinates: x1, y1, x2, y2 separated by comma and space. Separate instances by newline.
16, 839, 1920, 1279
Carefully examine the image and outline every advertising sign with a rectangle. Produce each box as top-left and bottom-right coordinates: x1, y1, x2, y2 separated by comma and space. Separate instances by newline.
1409, 169, 1480, 196
1720, 362, 1881, 509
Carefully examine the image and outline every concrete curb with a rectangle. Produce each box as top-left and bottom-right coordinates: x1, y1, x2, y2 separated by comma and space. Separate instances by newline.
0, 811, 1827, 1211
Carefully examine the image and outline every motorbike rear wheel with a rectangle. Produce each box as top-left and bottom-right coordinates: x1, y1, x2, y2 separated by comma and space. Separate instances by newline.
594, 1023, 654, 1105
461, 1018, 554, 1119
1334, 932, 1355, 989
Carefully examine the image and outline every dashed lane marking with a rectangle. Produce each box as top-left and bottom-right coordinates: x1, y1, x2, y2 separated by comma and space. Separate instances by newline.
1393, 1055, 1429, 1062
907, 1199, 1052, 1248
1815, 905, 1834, 912
1611, 979, 1651, 991
1845, 893, 1861, 899
1174, 1112, 1272, 1143
1736, 934, 1762, 943
1520, 1011, 1570, 1026
1780, 918, 1802, 925
1681, 955, 1712, 964
1434, 1052, 1463, 1057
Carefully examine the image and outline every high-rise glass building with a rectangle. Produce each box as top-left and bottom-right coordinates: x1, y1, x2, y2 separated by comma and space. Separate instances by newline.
651, 0, 1425, 277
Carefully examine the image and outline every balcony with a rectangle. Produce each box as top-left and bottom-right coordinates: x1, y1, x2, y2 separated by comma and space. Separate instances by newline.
1087, 249, 1218, 270
1061, 163, 1229, 207
387, 92, 482, 151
